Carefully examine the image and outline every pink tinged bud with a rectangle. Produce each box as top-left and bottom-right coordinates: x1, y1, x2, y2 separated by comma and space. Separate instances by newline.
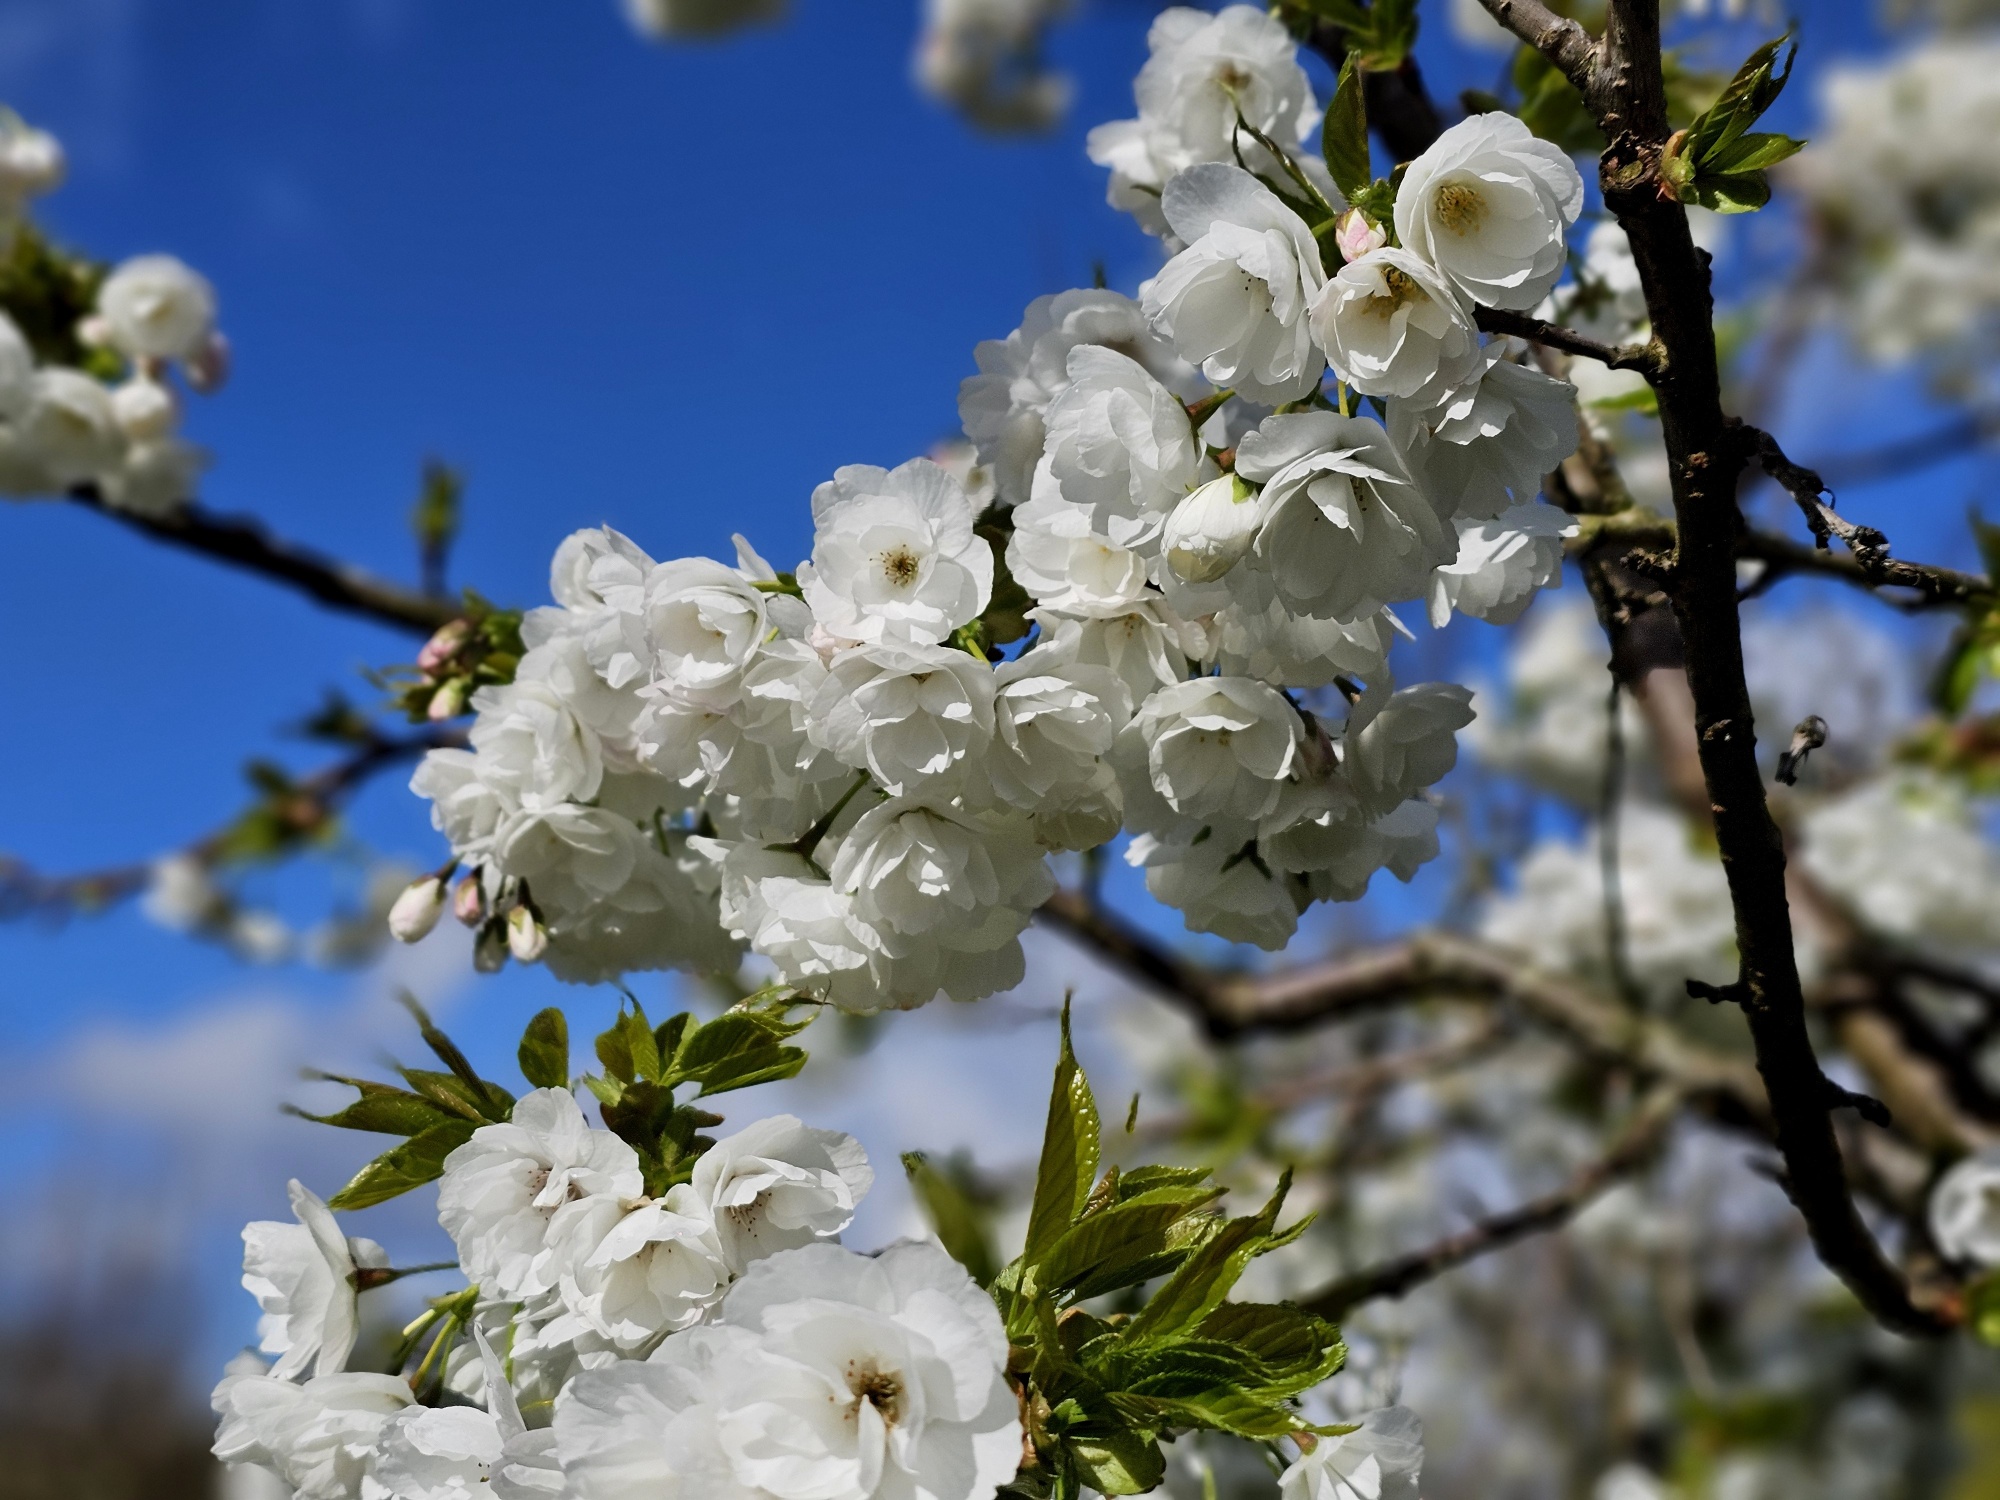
473, 919, 509, 973
76, 314, 111, 349
183, 330, 231, 394
452, 872, 486, 926
417, 619, 472, 675
1335, 208, 1387, 263
387, 876, 446, 943
427, 678, 468, 721
506, 904, 547, 963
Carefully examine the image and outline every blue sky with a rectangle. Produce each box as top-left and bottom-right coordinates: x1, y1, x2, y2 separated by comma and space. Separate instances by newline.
0, 0, 1955, 1384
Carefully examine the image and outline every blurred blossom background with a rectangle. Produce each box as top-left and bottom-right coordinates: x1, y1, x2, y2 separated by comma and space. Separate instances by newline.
5, 1, 2000, 1497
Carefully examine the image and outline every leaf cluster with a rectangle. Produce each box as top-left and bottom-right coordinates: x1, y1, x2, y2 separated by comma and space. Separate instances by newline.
1285, 0, 1418, 73
298, 990, 812, 1210
0, 225, 109, 371
380, 590, 525, 722
1660, 37, 1805, 215
911, 1007, 1342, 1500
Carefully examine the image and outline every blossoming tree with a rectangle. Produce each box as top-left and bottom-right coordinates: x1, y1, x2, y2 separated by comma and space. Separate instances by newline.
8, 0, 2000, 1495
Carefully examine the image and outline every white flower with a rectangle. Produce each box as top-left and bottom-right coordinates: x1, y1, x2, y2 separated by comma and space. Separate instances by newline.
1005, 495, 1154, 615
241, 1179, 388, 1380
0, 108, 64, 205
1086, 5, 1318, 236
1235, 411, 1450, 620
142, 852, 229, 932
467, 679, 605, 813
556, 1241, 1020, 1500
1479, 801, 1742, 1003
365, 1408, 504, 1500
1395, 113, 1583, 311
808, 641, 997, 796
989, 635, 1132, 844
110, 374, 178, 441
1389, 357, 1578, 520
800, 459, 993, 646
1162, 472, 1266, 582
1127, 830, 1302, 948
959, 288, 1196, 506
1145, 165, 1329, 404
916, 0, 1072, 135
1211, 597, 1395, 689
1342, 680, 1475, 814
547, 1185, 732, 1348
15, 368, 121, 487
97, 254, 219, 362
687, 1114, 874, 1274
0, 310, 33, 421
639, 557, 775, 708
100, 433, 206, 517
1799, 770, 2000, 958
489, 803, 647, 917
213, 1368, 413, 1500
1427, 502, 1576, 627
1310, 247, 1483, 405
1036, 599, 1206, 703
1929, 1149, 2000, 1266
1115, 675, 1300, 829
1037, 344, 1209, 552
700, 843, 882, 1012
1278, 1406, 1424, 1500
437, 1087, 644, 1300
830, 794, 1056, 952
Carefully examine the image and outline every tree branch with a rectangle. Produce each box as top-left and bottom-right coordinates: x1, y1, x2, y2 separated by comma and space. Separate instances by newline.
68, 486, 461, 638
1748, 428, 1995, 608
1576, 0, 1952, 1336
1476, 306, 1659, 376
1301, 1086, 1682, 1318
1475, 0, 1600, 97
0, 725, 462, 923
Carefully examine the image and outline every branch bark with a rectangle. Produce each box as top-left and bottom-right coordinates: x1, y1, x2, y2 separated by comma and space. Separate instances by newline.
1491, 0, 1954, 1335
1301, 1086, 1682, 1318
69, 487, 461, 638
1476, 306, 1659, 375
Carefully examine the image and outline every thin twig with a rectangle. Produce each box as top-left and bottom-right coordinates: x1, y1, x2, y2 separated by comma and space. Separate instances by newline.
1599, 679, 1644, 1008
1301, 1087, 1682, 1317
69, 486, 461, 637
1475, 306, 1659, 376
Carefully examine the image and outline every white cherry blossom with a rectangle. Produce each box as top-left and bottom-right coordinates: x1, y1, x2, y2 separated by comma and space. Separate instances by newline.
96, 253, 218, 361
800, 459, 993, 646
1310, 247, 1482, 405
1427, 502, 1576, 627
1115, 675, 1301, 829
1342, 680, 1476, 814
1389, 356, 1579, 520
213, 1367, 413, 1500
1037, 344, 1209, 552
241, 1179, 388, 1381
687, 1114, 873, 1274
365, 1407, 504, 1500
808, 640, 997, 796
1929, 1149, 2000, 1266
1278, 1406, 1425, 1500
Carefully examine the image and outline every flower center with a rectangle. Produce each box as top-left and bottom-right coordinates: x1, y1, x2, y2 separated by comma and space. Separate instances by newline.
1213, 62, 1253, 95
878, 545, 922, 589
1433, 180, 1485, 235
846, 1360, 904, 1426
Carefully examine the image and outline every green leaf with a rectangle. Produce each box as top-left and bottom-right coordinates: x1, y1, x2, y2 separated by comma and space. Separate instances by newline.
1321, 58, 1371, 204
292, 1081, 454, 1137
1065, 1431, 1166, 1497
1197, 1303, 1347, 1395
1513, 47, 1602, 155
1023, 1001, 1101, 1266
903, 1152, 1002, 1286
327, 1117, 478, 1210
596, 1001, 661, 1084
399, 1067, 504, 1124
1663, 35, 1802, 215
664, 1011, 811, 1096
1123, 1170, 1295, 1342
1109, 1390, 1300, 1439
1968, 1271, 2000, 1346
1033, 1186, 1226, 1299
1709, 131, 1804, 175
399, 992, 513, 1120
517, 1008, 570, 1091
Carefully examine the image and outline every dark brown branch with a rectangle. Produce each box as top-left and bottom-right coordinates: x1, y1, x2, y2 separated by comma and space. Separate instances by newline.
1749, 429, 1995, 608
1292, 19, 1446, 163
1037, 892, 1769, 1120
1554, 0, 1953, 1335
1301, 1087, 1682, 1318
0, 726, 462, 923
69, 486, 461, 638
1475, 306, 1659, 376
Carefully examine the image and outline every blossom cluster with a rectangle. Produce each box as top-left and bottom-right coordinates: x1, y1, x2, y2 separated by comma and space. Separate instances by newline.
403, 5, 1593, 1005
0, 111, 226, 513
211, 1088, 1025, 1500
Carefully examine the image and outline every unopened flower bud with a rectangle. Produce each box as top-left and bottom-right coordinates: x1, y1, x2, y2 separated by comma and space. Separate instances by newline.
183, 330, 231, 394
506, 904, 547, 963
427, 678, 468, 722
1163, 473, 1263, 583
387, 876, 446, 943
417, 619, 472, 675
110, 376, 178, 442
1335, 207, 1386, 263
452, 872, 486, 927
0, 124, 64, 197
473, 918, 510, 973
75, 313, 111, 349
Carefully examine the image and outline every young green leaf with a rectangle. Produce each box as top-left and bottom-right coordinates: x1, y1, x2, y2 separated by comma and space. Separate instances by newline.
517, 1008, 569, 1091
291, 1082, 454, 1137
1065, 1430, 1167, 1497
1322, 58, 1371, 203
1121, 1169, 1297, 1342
399, 991, 513, 1120
903, 1152, 1002, 1286
663, 1011, 811, 1096
326, 1117, 478, 1211
1661, 35, 1803, 214
1023, 1000, 1102, 1266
